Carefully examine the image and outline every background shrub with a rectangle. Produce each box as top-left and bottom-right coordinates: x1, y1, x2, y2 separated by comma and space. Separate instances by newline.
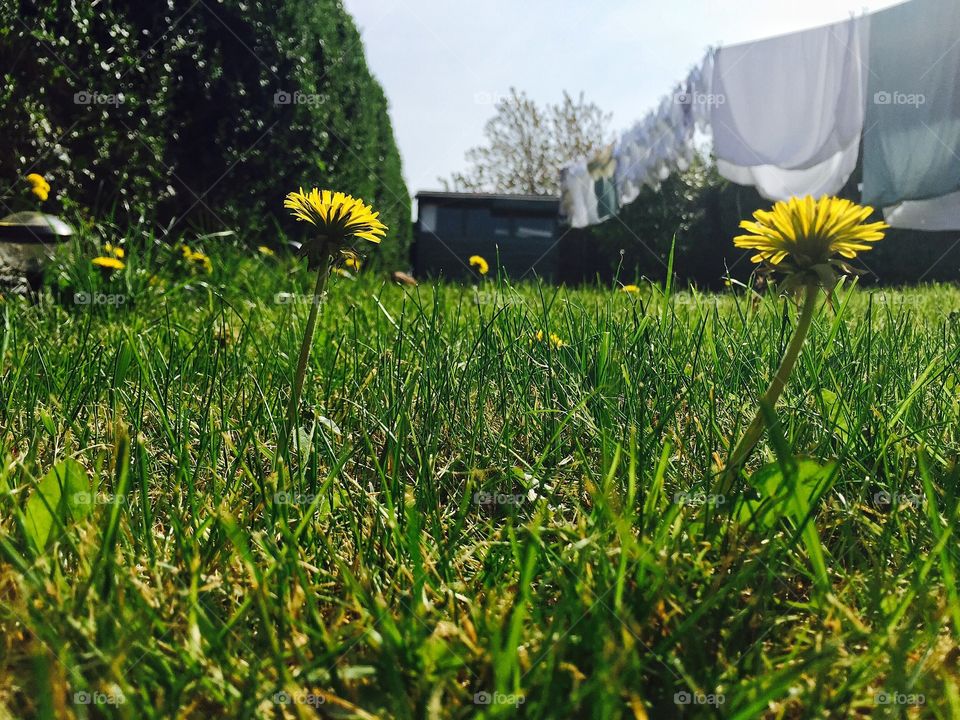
0, 0, 412, 267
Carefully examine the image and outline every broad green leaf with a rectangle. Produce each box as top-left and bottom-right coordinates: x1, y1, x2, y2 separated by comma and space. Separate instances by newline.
316, 415, 342, 437
819, 389, 850, 443
24, 459, 92, 550
39, 410, 56, 437
736, 457, 837, 593
736, 458, 836, 530
296, 424, 315, 448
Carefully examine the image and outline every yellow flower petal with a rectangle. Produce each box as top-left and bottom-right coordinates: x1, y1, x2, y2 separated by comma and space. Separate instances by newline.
469, 255, 489, 275
733, 195, 888, 274
92, 257, 125, 270
284, 188, 387, 247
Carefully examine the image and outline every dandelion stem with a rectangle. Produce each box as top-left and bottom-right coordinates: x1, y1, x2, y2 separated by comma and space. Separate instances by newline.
724, 282, 820, 484
278, 242, 331, 464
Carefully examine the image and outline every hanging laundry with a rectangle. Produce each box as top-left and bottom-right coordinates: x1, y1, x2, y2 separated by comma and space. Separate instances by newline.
884, 191, 960, 231
588, 144, 619, 221
688, 50, 715, 133
710, 16, 869, 200
559, 159, 600, 228
863, 0, 960, 227
558, 0, 960, 230
715, 142, 860, 201
610, 72, 702, 209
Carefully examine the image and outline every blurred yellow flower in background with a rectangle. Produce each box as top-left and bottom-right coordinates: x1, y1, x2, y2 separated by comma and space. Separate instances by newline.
621, 284, 639, 293
343, 254, 362, 271
25, 173, 50, 202
92, 256, 124, 271
104, 242, 125, 259
92, 242, 126, 271
534, 330, 566, 349
181, 245, 213, 273
469, 255, 489, 275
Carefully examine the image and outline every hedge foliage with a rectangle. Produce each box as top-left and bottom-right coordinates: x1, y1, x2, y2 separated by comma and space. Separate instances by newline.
0, 0, 411, 266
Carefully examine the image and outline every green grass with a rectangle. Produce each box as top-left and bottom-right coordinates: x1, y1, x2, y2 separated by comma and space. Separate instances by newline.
2, 234, 960, 718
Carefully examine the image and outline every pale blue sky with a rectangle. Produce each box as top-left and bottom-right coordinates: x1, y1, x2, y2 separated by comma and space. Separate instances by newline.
343, 0, 905, 198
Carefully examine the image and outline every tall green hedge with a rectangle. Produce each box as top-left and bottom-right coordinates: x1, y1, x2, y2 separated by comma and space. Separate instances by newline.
0, 0, 411, 266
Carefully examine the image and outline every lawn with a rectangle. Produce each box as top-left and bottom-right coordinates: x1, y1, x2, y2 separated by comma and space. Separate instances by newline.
2, 235, 959, 718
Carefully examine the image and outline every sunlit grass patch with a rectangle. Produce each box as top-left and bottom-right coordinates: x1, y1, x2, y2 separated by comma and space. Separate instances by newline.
0, 235, 959, 717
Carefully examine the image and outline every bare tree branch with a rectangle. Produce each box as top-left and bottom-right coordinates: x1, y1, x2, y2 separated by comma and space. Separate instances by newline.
442, 88, 612, 195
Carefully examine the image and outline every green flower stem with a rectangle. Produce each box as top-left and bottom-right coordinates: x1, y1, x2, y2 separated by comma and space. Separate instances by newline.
724, 281, 820, 485
278, 243, 331, 464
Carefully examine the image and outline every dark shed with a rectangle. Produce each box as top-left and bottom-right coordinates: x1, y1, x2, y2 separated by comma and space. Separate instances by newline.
413, 191, 560, 280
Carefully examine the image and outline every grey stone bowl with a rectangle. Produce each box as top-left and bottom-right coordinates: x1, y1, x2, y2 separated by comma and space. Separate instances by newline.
0, 211, 74, 275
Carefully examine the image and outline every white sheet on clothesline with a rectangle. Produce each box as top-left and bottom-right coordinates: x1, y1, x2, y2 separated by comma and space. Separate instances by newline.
709, 15, 869, 200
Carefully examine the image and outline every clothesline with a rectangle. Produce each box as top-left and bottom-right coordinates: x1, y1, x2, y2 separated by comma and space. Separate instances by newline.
559, 0, 960, 232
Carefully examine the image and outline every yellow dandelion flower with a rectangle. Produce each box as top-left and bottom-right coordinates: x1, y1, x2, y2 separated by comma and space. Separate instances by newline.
533, 330, 565, 349
192, 252, 212, 274
181, 245, 212, 273
25, 173, 50, 201
92, 256, 124, 271
104, 242, 125, 259
469, 255, 489, 275
621, 284, 640, 294
258, 245, 275, 256
279, 189, 388, 457
340, 249, 362, 271
734, 196, 888, 282
284, 188, 387, 269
